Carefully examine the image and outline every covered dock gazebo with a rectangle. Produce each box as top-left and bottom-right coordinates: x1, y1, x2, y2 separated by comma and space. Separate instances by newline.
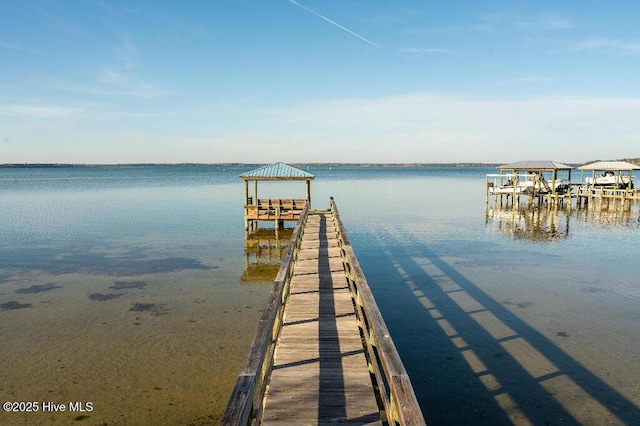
578, 160, 638, 189
576, 160, 639, 206
487, 160, 574, 206
239, 162, 314, 235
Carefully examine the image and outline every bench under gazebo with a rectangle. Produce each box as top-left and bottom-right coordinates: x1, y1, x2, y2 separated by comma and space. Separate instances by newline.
239, 162, 314, 235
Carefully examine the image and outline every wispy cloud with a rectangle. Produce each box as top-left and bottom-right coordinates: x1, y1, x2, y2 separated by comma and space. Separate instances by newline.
572, 38, 640, 55
91, 83, 169, 99
287, 0, 380, 48
101, 34, 138, 84
501, 75, 556, 85
92, 34, 167, 99
0, 103, 82, 118
424, 13, 573, 38
513, 14, 574, 30
0, 40, 38, 54
398, 47, 448, 54
540, 15, 573, 30
114, 35, 137, 71
28, 1, 89, 37
114, 109, 197, 119
22, 71, 169, 100
476, 13, 574, 32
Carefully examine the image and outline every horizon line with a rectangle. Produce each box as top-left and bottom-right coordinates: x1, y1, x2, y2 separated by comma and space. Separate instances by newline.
1, 162, 506, 168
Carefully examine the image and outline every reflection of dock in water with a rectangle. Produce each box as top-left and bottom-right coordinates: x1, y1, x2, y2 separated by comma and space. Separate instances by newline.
486, 202, 640, 240
241, 229, 293, 283
485, 206, 570, 241
575, 205, 640, 229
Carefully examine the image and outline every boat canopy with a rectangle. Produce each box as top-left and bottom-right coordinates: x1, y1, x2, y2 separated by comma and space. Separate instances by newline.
578, 161, 640, 171
496, 160, 573, 171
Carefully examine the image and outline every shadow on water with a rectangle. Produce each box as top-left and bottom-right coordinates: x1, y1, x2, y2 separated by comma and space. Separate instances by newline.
357, 227, 640, 425
110, 280, 147, 290
15, 283, 62, 294
129, 302, 168, 316
0, 301, 33, 311
0, 246, 215, 276
88, 292, 124, 301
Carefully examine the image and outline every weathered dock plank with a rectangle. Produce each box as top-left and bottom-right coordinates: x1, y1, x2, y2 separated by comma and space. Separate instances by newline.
261, 212, 382, 426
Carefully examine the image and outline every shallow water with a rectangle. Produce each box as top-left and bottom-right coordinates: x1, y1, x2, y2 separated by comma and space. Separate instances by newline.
334, 169, 640, 425
1, 166, 639, 425
0, 166, 271, 425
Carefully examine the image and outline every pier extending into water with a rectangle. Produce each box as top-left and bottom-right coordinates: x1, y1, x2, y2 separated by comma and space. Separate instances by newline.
221, 199, 425, 425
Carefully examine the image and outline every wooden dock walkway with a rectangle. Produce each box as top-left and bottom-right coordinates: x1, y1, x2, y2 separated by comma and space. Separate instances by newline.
261, 211, 381, 424
222, 199, 424, 426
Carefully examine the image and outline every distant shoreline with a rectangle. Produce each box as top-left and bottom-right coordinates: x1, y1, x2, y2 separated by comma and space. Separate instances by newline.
0, 162, 501, 169
3, 159, 638, 169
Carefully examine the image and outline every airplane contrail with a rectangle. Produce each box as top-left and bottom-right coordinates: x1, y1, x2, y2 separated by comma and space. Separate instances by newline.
288, 0, 380, 48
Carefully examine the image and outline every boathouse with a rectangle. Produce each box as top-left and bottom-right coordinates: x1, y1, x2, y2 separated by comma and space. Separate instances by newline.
576, 160, 639, 206
578, 160, 638, 189
239, 162, 314, 235
486, 160, 573, 206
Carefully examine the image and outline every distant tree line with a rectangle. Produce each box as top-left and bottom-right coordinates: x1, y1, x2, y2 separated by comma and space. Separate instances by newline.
582, 158, 640, 166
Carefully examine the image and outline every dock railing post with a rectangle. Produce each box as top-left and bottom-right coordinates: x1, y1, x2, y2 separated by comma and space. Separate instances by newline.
485, 175, 489, 204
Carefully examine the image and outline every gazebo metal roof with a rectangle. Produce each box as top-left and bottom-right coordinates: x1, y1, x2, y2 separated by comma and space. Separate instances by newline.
578, 160, 640, 171
497, 160, 573, 171
239, 162, 315, 181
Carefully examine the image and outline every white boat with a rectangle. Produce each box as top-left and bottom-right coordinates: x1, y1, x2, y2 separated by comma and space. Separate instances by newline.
488, 172, 570, 195
585, 172, 634, 188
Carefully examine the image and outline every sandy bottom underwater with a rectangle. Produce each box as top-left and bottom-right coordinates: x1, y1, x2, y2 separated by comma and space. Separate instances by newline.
0, 268, 272, 425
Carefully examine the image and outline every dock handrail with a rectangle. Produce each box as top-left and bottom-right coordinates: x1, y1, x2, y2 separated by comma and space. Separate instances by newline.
330, 197, 426, 425
221, 203, 310, 426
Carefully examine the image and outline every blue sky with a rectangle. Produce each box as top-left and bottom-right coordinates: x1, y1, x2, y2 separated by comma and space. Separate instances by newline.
2, 1, 639, 164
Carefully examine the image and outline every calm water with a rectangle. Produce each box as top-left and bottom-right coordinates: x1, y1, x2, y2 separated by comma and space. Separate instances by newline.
1, 166, 639, 425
